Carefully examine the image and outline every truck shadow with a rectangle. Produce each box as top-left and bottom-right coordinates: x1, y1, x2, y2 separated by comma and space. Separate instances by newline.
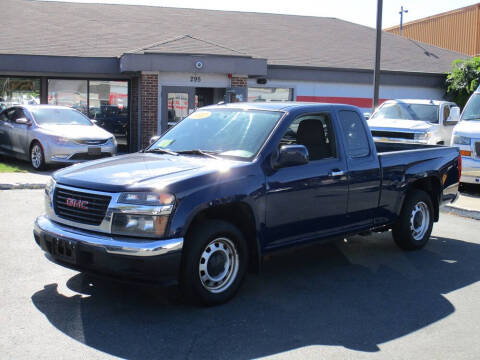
31, 232, 480, 359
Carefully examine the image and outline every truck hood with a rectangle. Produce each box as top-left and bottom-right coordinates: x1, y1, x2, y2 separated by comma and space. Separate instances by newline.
453, 120, 480, 137
367, 118, 433, 132
39, 124, 113, 140
53, 153, 240, 192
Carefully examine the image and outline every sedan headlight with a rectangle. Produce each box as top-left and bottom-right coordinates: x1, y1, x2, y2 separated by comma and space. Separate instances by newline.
111, 213, 168, 238
414, 132, 431, 141
118, 192, 175, 206
452, 135, 471, 145
107, 136, 117, 147
52, 136, 73, 145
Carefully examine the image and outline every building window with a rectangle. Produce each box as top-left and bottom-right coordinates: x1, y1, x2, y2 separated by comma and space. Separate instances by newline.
0, 77, 40, 111
47, 79, 130, 152
48, 79, 88, 114
248, 87, 293, 102
89, 81, 129, 152
167, 92, 189, 125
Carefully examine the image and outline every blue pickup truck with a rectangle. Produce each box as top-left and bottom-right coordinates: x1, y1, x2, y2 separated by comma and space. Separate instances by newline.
34, 102, 460, 305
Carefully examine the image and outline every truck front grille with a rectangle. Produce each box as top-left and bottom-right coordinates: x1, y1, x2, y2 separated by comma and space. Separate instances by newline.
53, 186, 111, 226
371, 131, 415, 140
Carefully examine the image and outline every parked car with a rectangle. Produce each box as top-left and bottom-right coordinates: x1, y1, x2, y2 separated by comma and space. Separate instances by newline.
0, 105, 117, 170
33, 102, 460, 305
451, 87, 480, 184
368, 99, 460, 145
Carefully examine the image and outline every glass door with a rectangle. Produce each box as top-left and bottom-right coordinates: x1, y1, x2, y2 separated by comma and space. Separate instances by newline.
161, 86, 195, 132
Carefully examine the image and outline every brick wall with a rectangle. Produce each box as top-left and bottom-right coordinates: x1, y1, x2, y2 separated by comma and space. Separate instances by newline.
231, 76, 248, 87
140, 73, 158, 149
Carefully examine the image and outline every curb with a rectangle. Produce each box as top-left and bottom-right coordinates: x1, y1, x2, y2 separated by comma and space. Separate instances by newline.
441, 205, 480, 220
0, 183, 46, 190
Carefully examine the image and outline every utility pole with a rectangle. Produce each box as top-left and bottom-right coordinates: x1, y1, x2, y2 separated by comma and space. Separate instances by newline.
372, 0, 383, 112
399, 6, 408, 35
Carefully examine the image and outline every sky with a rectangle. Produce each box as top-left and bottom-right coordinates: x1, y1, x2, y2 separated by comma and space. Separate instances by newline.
42, 0, 479, 28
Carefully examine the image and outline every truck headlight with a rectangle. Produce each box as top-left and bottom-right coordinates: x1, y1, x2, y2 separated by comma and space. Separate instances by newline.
452, 135, 471, 145
414, 132, 431, 141
44, 177, 56, 209
118, 192, 175, 206
111, 214, 168, 238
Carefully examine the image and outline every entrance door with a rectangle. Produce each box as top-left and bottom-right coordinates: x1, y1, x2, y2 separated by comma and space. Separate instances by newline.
161, 86, 195, 132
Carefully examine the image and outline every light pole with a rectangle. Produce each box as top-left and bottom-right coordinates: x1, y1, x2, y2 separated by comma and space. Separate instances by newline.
372, 0, 383, 112
399, 6, 408, 35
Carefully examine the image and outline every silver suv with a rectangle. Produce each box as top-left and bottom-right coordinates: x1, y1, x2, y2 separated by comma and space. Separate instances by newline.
0, 105, 117, 170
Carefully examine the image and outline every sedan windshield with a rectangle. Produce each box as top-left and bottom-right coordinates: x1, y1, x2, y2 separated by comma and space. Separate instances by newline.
371, 102, 439, 123
462, 94, 480, 121
31, 108, 93, 126
148, 108, 283, 160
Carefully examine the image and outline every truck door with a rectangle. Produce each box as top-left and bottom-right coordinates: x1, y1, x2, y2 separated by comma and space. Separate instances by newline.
337, 109, 381, 231
265, 112, 348, 247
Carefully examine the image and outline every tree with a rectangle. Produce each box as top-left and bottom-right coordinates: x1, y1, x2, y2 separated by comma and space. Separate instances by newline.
445, 57, 480, 109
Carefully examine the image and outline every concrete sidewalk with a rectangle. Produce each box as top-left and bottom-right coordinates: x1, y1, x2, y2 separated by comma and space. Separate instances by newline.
441, 193, 480, 220
0, 171, 52, 190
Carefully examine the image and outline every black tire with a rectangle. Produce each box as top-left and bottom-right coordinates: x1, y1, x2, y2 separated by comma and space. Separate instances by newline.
392, 189, 434, 250
180, 219, 248, 306
30, 141, 46, 170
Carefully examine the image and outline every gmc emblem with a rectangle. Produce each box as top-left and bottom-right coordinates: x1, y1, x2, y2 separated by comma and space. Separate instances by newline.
65, 198, 88, 210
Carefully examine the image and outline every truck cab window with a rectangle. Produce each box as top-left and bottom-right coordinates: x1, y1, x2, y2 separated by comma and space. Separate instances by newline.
339, 110, 370, 158
280, 113, 336, 160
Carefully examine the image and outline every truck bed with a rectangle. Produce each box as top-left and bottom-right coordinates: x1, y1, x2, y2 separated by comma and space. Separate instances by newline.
374, 141, 460, 227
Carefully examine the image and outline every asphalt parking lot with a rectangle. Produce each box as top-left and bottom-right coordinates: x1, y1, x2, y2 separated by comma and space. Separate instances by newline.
1, 189, 479, 360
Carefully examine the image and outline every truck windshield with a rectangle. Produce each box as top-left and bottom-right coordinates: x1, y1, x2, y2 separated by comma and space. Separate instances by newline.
148, 108, 283, 160
462, 94, 480, 121
371, 102, 439, 123
31, 108, 93, 126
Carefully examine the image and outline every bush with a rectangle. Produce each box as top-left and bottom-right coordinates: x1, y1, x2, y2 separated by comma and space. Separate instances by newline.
445, 57, 480, 109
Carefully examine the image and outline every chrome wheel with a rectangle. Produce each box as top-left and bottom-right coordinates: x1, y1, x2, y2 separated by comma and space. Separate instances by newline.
410, 201, 430, 241
198, 237, 239, 294
31, 144, 43, 169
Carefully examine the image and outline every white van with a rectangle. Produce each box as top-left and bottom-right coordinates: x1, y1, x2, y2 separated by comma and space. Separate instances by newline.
451, 88, 480, 184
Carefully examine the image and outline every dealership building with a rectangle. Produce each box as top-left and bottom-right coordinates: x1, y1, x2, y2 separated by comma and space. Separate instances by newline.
1, 0, 466, 152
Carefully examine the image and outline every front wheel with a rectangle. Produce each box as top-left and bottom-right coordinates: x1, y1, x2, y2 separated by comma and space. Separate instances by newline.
30, 142, 46, 170
180, 220, 248, 306
392, 189, 434, 250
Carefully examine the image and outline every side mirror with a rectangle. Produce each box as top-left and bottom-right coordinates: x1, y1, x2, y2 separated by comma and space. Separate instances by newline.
149, 135, 160, 146
15, 117, 31, 126
271, 145, 309, 169
446, 107, 460, 124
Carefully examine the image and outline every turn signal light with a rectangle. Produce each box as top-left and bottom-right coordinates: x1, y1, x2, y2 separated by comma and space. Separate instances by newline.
460, 150, 472, 157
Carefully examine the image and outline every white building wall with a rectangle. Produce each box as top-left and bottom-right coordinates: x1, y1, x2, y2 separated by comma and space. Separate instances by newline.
247, 78, 445, 112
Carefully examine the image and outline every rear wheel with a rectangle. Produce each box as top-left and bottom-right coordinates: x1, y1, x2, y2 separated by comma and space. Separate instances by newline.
392, 189, 434, 250
30, 142, 45, 170
180, 220, 248, 306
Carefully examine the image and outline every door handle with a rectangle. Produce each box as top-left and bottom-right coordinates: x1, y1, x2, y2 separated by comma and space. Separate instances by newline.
329, 169, 345, 177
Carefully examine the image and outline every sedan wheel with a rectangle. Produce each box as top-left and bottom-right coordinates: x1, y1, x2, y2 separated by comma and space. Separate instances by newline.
31, 143, 45, 170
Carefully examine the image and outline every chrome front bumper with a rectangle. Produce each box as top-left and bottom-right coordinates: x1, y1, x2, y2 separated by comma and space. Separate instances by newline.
44, 141, 116, 164
461, 157, 480, 184
34, 215, 183, 257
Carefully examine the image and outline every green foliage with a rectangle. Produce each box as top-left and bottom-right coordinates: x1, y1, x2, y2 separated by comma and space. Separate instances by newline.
445, 57, 480, 109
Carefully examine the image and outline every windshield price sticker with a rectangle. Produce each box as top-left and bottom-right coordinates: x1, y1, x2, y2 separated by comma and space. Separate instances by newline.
158, 139, 174, 148
189, 111, 211, 119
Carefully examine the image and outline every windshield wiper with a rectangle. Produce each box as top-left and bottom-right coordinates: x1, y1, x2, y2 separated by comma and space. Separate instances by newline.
176, 149, 221, 159
146, 148, 178, 156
